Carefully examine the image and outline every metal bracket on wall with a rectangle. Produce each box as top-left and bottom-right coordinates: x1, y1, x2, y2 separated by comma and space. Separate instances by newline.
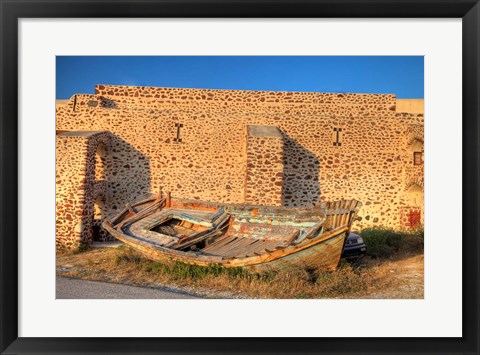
333, 127, 342, 146
174, 123, 183, 142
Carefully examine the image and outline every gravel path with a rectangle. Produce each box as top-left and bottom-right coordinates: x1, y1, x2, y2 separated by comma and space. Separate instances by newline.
56, 276, 200, 299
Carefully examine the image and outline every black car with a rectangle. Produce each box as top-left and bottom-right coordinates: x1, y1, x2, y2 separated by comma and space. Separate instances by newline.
342, 232, 367, 258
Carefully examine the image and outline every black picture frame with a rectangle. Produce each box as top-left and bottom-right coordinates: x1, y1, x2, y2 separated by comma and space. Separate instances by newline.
1, 1, 478, 354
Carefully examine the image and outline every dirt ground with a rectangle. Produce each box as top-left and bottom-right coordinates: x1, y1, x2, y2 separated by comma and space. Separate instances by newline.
56, 245, 424, 299
353, 254, 424, 299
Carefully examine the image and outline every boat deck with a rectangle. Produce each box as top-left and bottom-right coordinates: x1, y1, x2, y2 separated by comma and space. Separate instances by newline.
202, 221, 301, 258
125, 206, 322, 259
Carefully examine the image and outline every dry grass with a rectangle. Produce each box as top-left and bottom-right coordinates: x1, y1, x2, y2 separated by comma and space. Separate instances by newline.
56, 244, 424, 299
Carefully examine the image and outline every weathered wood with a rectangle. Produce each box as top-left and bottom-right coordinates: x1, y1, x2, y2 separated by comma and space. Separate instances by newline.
207, 236, 247, 255
212, 213, 230, 228
264, 239, 287, 253
174, 229, 225, 251
166, 191, 171, 208
154, 191, 163, 202
221, 238, 258, 258
115, 198, 165, 229
125, 203, 137, 214
203, 235, 238, 253
174, 221, 229, 251
235, 239, 263, 258
104, 219, 349, 269
304, 223, 323, 240
102, 193, 362, 271
210, 207, 225, 222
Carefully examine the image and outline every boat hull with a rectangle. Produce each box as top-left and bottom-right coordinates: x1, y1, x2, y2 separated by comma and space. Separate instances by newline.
248, 231, 347, 272
102, 194, 361, 272
104, 222, 349, 271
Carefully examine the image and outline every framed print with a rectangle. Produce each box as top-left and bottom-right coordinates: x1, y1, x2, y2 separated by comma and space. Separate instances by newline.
1, 1, 479, 354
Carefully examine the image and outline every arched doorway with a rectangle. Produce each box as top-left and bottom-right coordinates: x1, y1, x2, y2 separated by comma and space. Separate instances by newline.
90, 139, 108, 242
92, 194, 106, 241
95, 142, 107, 181
402, 183, 424, 229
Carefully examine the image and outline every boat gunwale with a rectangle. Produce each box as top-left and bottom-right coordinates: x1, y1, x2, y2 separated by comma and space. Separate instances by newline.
112, 194, 328, 221
102, 194, 362, 268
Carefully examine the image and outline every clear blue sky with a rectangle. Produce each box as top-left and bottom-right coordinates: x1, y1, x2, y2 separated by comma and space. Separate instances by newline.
56, 56, 424, 99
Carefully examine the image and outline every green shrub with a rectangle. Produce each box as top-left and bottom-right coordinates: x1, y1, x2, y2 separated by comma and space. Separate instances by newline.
143, 261, 171, 273
403, 228, 424, 253
361, 227, 423, 258
361, 228, 398, 258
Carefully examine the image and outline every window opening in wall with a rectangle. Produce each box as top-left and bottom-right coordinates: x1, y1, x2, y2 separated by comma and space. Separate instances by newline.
413, 151, 423, 165
95, 142, 107, 181
174, 123, 183, 143
408, 211, 421, 228
92, 194, 106, 241
99, 96, 117, 109
333, 127, 342, 146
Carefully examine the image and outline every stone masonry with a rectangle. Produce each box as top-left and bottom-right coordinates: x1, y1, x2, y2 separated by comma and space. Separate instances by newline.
56, 85, 424, 249
56, 131, 110, 249
245, 125, 284, 206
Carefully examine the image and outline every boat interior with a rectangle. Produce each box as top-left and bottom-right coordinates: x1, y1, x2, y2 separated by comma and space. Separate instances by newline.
108, 192, 360, 260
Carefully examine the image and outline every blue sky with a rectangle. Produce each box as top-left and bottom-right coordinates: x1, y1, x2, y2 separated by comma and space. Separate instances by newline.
56, 56, 424, 99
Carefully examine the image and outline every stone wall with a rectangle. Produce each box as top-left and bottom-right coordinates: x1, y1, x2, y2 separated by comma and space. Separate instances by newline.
56, 85, 424, 248
244, 125, 284, 206
55, 131, 110, 249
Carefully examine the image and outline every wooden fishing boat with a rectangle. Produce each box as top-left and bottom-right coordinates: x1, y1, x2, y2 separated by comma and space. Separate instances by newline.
102, 192, 362, 272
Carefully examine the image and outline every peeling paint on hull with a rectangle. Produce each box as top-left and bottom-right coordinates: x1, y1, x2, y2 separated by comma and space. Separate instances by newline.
103, 194, 361, 271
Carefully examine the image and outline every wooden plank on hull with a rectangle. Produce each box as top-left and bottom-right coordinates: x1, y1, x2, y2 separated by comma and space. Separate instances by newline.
116, 198, 165, 229
203, 236, 238, 254
104, 193, 361, 270
209, 236, 248, 255
235, 239, 263, 258
212, 213, 230, 229
250, 239, 280, 255
335, 200, 342, 228
343, 200, 352, 228
125, 203, 137, 214
282, 229, 300, 246
174, 221, 230, 251
246, 240, 272, 257
292, 222, 323, 244
221, 238, 259, 258
346, 199, 356, 226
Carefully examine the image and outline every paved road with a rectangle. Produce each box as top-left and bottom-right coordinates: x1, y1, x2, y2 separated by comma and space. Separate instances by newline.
56, 277, 200, 299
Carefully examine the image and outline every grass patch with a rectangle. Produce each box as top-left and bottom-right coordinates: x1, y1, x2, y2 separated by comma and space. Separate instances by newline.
115, 247, 143, 265
142, 260, 256, 281
311, 261, 367, 297
56, 240, 424, 299
361, 228, 424, 258
56, 246, 371, 298
56, 242, 91, 256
